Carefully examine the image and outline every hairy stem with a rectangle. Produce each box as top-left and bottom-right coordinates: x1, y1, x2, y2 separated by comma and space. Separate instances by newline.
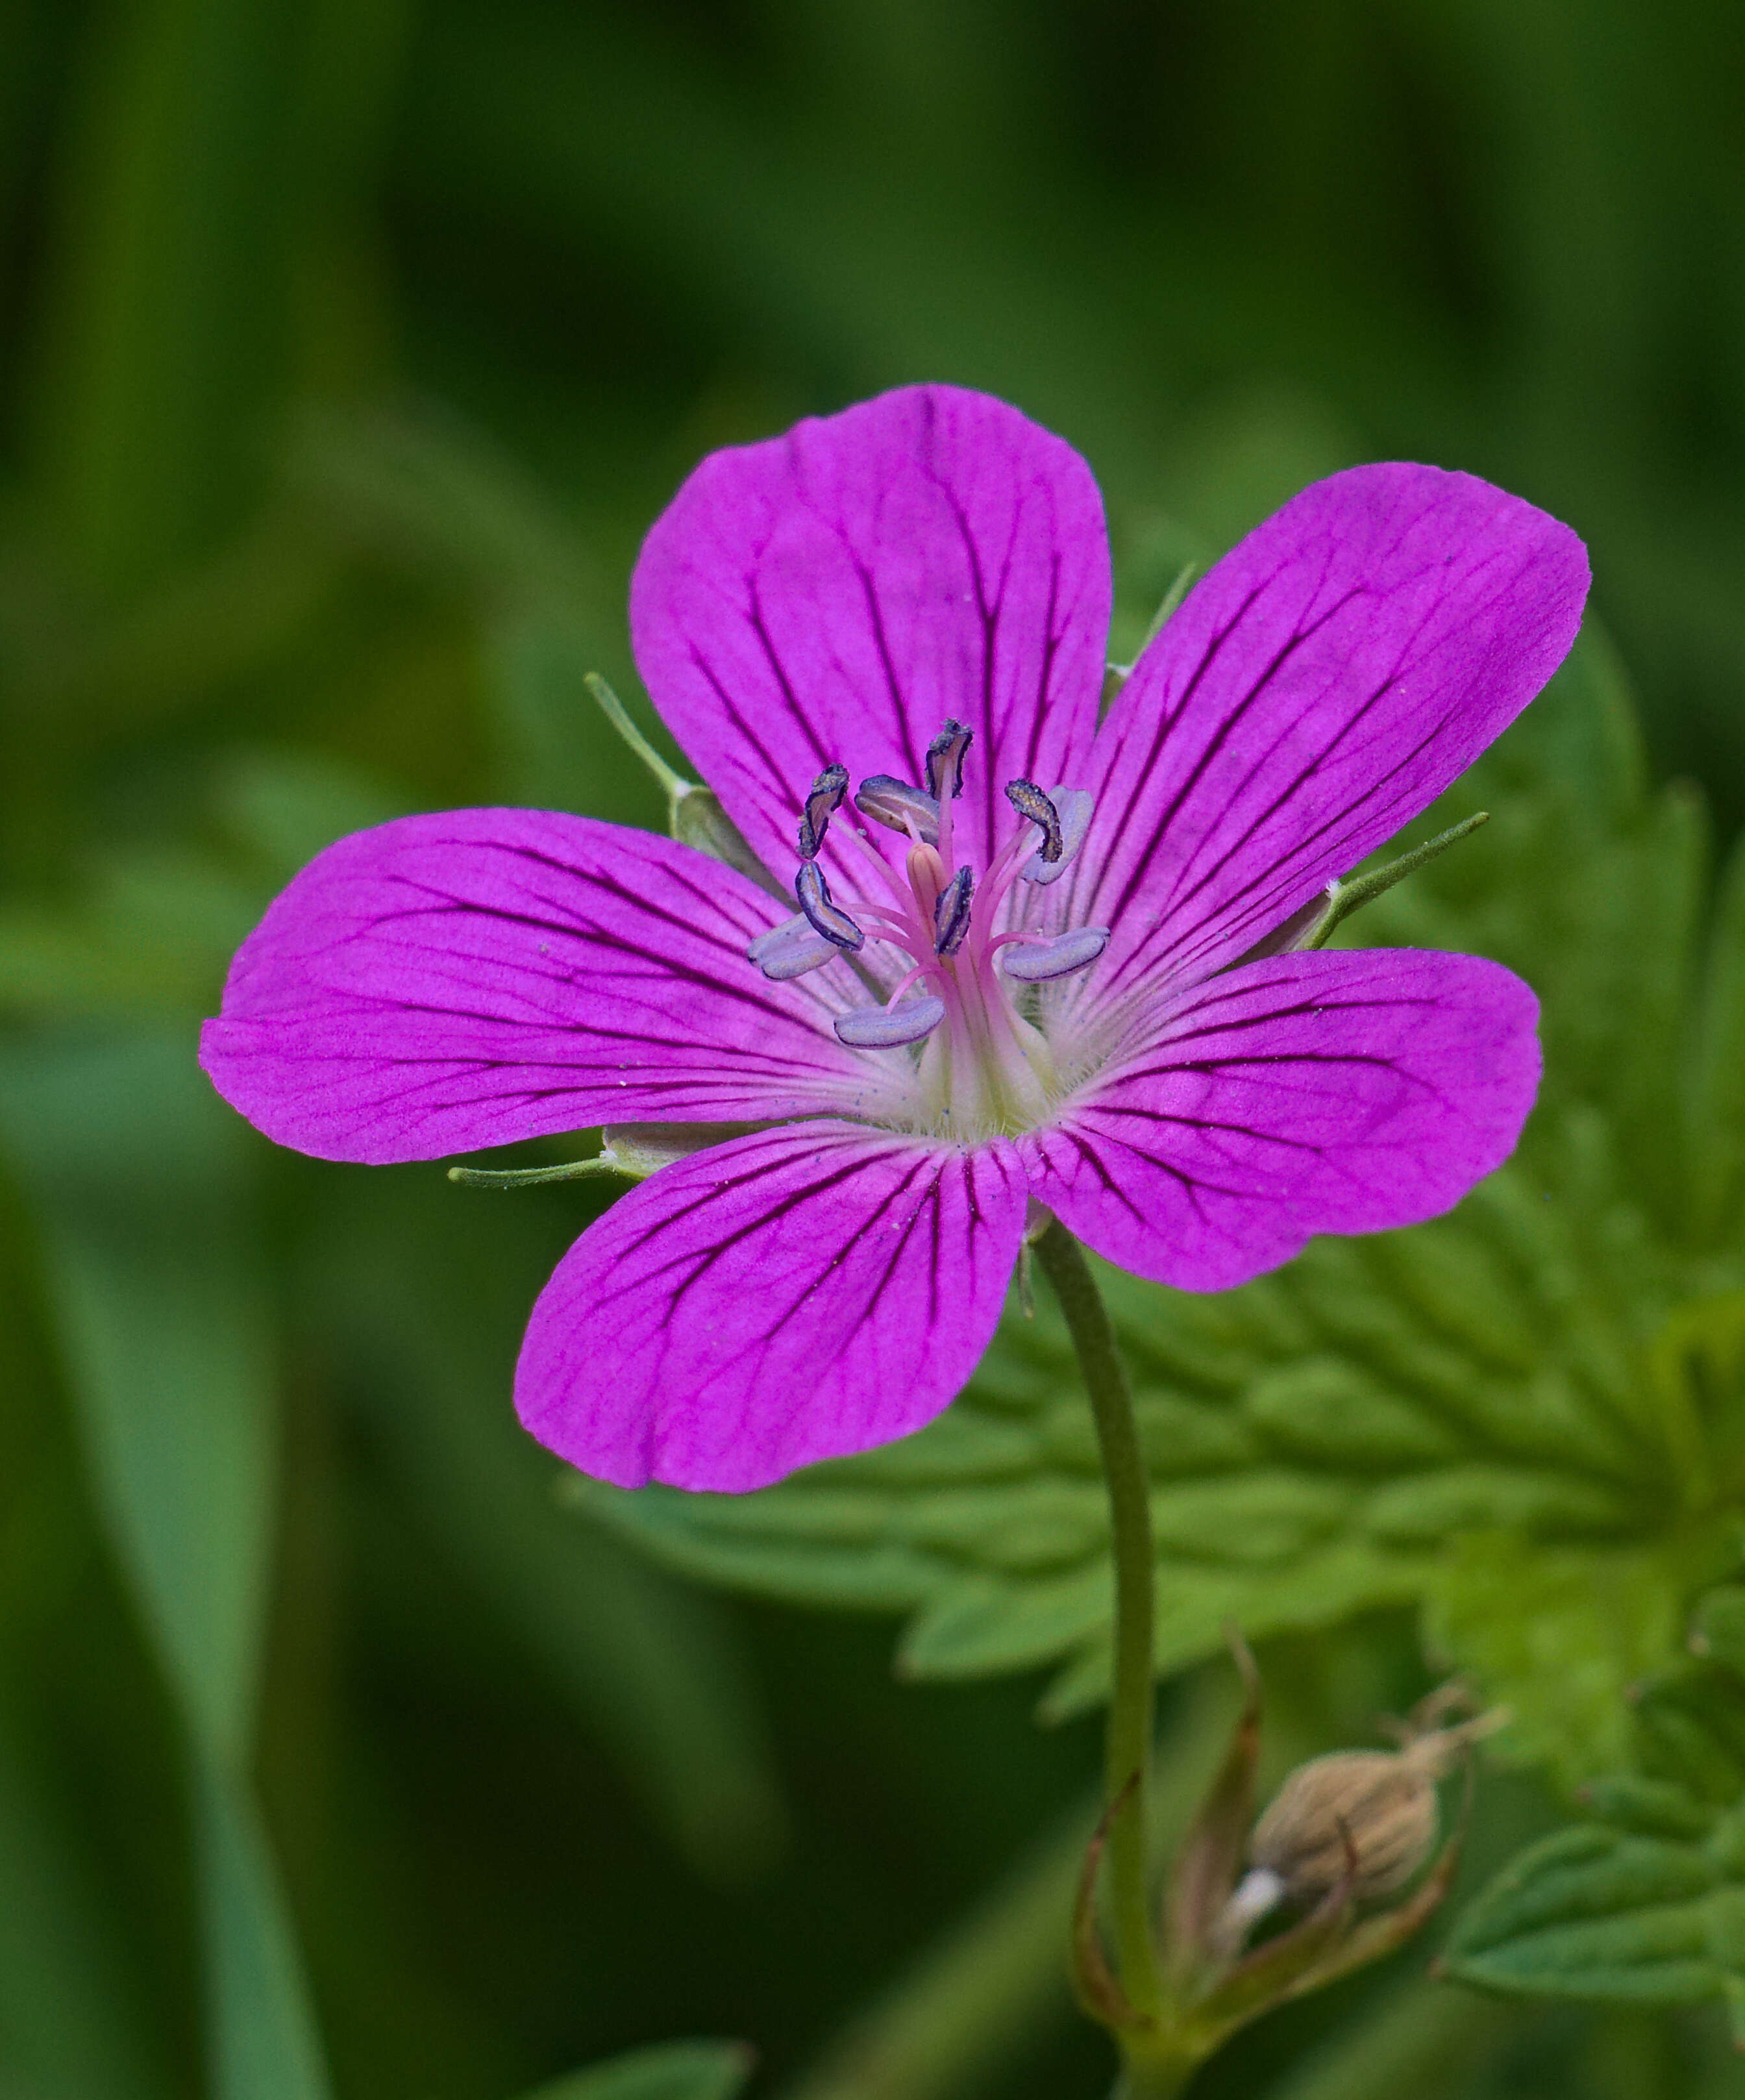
1032, 1221, 1164, 2023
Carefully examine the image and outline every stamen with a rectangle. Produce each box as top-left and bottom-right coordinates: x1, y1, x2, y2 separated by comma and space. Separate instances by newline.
854, 775, 940, 844
797, 762, 849, 860
933, 866, 974, 955
749, 912, 839, 981
1004, 778, 1063, 862
1021, 788, 1093, 888
925, 718, 973, 801
795, 860, 866, 951
834, 997, 946, 1048
998, 926, 1111, 982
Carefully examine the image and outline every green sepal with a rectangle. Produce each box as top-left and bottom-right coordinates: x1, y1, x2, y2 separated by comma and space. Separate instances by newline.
448, 1158, 626, 1190
1300, 811, 1490, 950
587, 672, 787, 901
449, 1123, 767, 1190
1160, 1634, 1263, 1994
1189, 1855, 1357, 2036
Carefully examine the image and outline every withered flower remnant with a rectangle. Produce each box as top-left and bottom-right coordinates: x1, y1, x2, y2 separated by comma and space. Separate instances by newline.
1076, 1644, 1500, 2090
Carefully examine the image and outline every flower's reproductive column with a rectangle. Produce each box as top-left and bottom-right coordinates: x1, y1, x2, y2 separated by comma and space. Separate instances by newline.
747, 718, 1109, 1140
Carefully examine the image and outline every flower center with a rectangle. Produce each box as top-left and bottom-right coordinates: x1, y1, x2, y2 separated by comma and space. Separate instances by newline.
745, 719, 1109, 1140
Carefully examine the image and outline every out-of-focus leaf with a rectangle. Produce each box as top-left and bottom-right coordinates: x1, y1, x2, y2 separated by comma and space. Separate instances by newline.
1257, 1975, 1535, 2100
0, 1034, 275, 1762
399, 6, 1170, 482
484, 616, 662, 826
209, 747, 414, 886
289, 400, 599, 609
578, 634, 1745, 1771
0, 851, 261, 1019
1424, 1537, 1690, 1791
0, 751, 411, 1024
1445, 1578, 1745, 2025
1690, 1584, 1745, 1681
0, 1719, 173, 2100
34, 0, 306, 586
515, 2040, 752, 2100
195, 1762, 331, 2100
0, 1034, 332, 2098
316, 1177, 787, 1882
1692, 842, 1745, 1247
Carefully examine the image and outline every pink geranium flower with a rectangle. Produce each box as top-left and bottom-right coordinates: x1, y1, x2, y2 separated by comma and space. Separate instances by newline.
201, 386, 1588, 1492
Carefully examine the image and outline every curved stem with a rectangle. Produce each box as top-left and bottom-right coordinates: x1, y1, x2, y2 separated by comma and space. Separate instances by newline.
1032, 1220, 1164, 2023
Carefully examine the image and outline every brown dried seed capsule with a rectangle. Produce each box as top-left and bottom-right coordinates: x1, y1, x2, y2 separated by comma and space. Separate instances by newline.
1248, 1749, 1439, 1906
1244, 1702, 1507, 1912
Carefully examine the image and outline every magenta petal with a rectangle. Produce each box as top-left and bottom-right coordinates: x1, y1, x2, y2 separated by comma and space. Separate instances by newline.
515, 1123, 1028, 1490
1076, 464, 1589, 1002
1021, 949, 1540, 1294
199, 810, 885, 1164
630, 384, 1110, 881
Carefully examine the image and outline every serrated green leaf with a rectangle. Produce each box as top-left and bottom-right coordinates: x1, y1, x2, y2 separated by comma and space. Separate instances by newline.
1443, 1577, 1745, 2016
515, 2040, 752, 2100
1633, 1660, 1745, 1806
1444, 1820, 1745, 2011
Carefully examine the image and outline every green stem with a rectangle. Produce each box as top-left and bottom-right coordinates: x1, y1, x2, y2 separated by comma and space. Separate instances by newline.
1114, 2056, 1194, 2100
1032, 1221, 1165, 2023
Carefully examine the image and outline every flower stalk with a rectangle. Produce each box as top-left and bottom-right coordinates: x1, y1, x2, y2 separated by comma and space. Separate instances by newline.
1035, 1220, 1487, 2094
1031, 1219, 1165, 2025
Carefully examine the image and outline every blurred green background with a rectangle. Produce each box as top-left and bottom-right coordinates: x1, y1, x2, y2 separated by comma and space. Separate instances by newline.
3, 3, 1745, 2097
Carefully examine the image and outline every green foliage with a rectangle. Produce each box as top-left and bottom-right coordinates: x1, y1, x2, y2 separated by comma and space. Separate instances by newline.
580, 636, 1745, 1776
195, 1768, 332, 2100
0, 1036, 331, 2099
1443, 1581, 1745, 2032
0, 1720, 173, 2100
5, 0, 1745, 2091
515, 2041, 752, 2100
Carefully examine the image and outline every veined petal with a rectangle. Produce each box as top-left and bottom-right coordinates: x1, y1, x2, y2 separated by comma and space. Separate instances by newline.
199, 810, 897, 1164
515, 1123, 1028, 1490
1073, 465, 1588, 1003
630, 384, 1110, 884
1019, 949, 1540, 1293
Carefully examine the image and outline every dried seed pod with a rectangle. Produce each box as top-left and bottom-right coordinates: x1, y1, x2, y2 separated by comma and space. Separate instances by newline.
1216, 1694, 1508, 1947
1249, 1748, 1439, 1906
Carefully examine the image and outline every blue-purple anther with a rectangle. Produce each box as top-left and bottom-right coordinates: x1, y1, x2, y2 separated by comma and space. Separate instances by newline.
797, 762, 848, 860
795, 859, 865, 950
745, 722, 1110, 1133
924, 718, 973, 801
932, 866, 974, 956
853, 774, 941, 844
1005, 778, 1063, 863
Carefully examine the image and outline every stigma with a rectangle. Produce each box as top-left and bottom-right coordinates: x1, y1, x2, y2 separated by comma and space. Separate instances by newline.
743, 724, 1111, 1136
